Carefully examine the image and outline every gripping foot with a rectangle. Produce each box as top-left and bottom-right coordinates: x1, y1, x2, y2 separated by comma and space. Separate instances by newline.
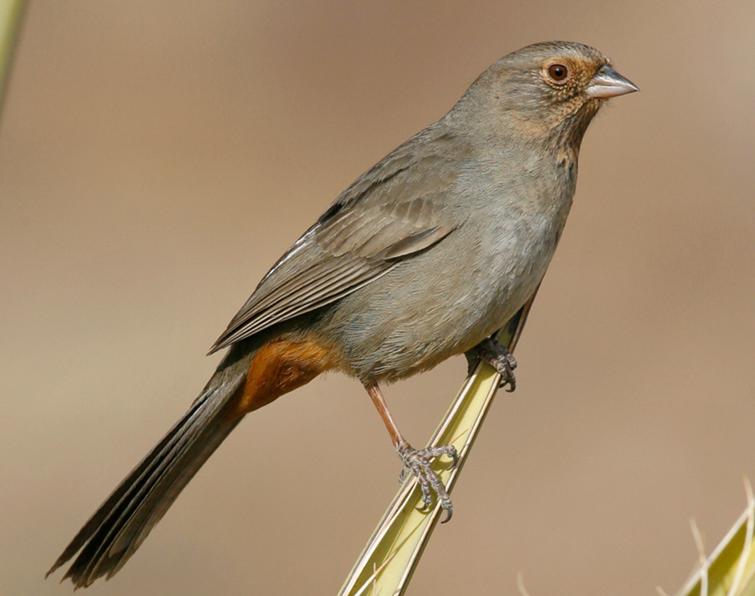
397, 443, 458, 522
466, 336, 518, 391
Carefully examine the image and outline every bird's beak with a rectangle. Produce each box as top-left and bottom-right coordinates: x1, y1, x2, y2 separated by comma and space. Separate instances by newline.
585, 65, 639, 99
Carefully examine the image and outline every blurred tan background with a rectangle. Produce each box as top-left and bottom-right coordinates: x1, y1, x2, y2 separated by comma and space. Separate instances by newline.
1, 1, 753, 594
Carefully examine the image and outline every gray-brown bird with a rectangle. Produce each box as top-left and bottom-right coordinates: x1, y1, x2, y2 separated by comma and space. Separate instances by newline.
47, 41, 637, 587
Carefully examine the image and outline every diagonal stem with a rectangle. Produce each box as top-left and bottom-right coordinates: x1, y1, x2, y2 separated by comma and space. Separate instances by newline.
340, 287, 539, 596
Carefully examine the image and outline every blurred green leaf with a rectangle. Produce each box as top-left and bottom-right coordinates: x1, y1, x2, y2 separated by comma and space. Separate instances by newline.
0, 0, 25, 117
677, 489, 755, 596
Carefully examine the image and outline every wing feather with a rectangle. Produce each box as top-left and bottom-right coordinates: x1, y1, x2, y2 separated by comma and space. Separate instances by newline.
209, 125, 465, 353
230, 266, 395, 341
211, 261, 391, 350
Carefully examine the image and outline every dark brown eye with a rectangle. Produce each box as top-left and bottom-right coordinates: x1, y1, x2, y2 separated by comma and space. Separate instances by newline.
547, 63, 569, 83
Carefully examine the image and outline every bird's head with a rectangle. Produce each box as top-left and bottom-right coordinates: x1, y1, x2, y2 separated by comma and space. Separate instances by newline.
456, 41, 638, 149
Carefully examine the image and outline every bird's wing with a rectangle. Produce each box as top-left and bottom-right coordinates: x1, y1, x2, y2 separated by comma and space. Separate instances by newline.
209, 129, 463, 353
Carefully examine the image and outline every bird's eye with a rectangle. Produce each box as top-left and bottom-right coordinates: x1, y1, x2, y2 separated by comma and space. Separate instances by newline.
546, 63, 569, 83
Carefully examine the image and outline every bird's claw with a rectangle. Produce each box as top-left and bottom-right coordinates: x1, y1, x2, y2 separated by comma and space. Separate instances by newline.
470, 337, 518, 391
397, 443, 458, 522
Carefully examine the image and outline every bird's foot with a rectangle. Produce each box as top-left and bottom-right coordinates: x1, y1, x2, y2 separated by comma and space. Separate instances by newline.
468, 336, 518, 391
397, 443, 458, 522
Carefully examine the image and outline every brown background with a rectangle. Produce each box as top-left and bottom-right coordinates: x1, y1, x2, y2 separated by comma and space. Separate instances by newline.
1, 1, 753, 595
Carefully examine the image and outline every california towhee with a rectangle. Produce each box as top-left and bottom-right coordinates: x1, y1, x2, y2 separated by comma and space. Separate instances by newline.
48, 41, 637, 587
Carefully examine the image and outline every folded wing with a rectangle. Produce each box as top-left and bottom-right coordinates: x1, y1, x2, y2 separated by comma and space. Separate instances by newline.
209, 128, 463, 353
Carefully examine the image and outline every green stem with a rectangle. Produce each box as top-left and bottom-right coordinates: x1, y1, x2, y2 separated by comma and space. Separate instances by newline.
0, 0, 26, 117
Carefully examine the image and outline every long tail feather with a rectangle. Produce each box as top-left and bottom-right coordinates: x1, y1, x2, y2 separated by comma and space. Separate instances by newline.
47, 363, 247, 588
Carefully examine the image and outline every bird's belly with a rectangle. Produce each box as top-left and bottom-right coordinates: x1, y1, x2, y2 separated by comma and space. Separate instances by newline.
319, 206, 566, 382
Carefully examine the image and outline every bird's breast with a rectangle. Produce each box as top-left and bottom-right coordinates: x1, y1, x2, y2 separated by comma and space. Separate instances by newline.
468, 161, 575, 328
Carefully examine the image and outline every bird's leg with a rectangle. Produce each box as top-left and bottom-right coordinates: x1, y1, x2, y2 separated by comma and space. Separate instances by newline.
365, 383, 459, 522
465, 335, 518, 391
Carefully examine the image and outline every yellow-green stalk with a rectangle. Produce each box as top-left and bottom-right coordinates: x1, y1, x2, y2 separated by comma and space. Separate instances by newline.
0, 0, 25, 117
340, 297, 535, 595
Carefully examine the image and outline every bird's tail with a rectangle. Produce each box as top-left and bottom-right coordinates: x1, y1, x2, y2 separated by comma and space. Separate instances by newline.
46, 352, 251, 588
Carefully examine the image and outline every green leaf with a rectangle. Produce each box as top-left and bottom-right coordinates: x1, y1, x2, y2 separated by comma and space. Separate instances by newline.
677, 493, 755, 596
